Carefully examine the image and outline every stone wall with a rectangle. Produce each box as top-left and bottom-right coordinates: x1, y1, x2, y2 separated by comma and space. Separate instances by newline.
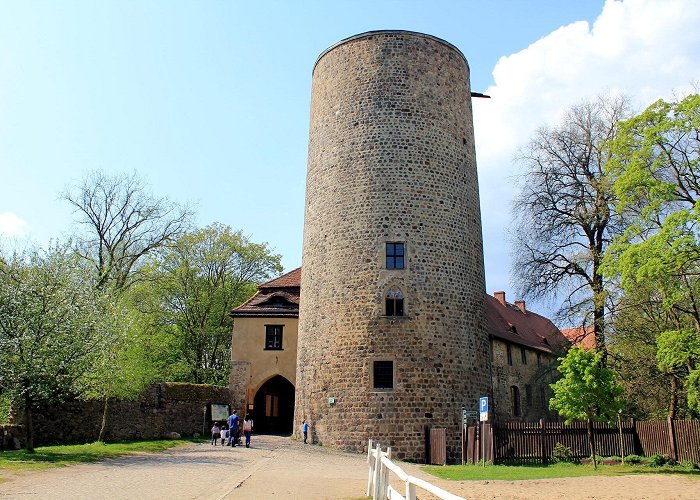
490, 339, 558, 422
17, 383, 230, 446
296, 31, 491, 463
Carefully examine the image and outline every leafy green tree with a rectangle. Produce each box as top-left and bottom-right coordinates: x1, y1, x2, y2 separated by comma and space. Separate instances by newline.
608, 290, 678, 419
603, 94, 700, 415
76, 295, 156, 441
511, 95, 631, 360
549, 347, 624, 468
0, 244, 111, 451
61, 170, 192, 435
135, 224, 282, 385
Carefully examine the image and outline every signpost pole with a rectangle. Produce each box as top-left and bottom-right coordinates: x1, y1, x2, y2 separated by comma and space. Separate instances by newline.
461, 405, 466, 465
479, 396, 489, 468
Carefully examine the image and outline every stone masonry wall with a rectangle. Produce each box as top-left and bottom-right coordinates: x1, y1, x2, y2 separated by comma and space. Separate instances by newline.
490, 339, 558, 422
295, 31, 491, 463
21, 383, 230, 446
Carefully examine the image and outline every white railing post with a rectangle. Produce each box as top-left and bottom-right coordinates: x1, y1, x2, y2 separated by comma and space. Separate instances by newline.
405, 481, 416, 500
367, 438, 373, 497
382, 447, 391, 500
373, 442, 382, 500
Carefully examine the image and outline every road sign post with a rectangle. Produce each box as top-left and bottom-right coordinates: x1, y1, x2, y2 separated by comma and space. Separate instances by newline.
479, 397, 488, 467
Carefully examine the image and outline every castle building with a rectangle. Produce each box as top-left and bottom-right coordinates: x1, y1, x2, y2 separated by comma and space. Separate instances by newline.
230, 270, 567, 455
230, 30, 568, 462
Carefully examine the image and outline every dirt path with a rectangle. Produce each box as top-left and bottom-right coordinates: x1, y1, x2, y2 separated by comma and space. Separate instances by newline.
1, 436, 699, 499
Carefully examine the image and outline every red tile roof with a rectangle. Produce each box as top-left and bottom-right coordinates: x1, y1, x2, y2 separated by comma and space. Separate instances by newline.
485, 294, 569, 354
259, 267, 301, 289
561, 326, 596, 350
231, 268, 301, 317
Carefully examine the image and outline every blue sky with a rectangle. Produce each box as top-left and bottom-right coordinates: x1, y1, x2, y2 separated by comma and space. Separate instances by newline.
2, 0, 699, 320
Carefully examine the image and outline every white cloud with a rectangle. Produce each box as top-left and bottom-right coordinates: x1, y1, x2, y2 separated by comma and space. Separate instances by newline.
0, 212, 30, 237
474, 0, 700, 301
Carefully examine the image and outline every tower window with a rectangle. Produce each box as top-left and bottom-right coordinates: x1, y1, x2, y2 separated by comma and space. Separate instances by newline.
521, 347, 527, 364
385, 287, 404, 316
373, 360, 394, 390
386, 242, 405, 269
265, 325, 283, 350
507, 344, 513, 366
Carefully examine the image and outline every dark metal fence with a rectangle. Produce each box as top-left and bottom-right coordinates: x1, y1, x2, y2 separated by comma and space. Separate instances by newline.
477, 418, 700, 464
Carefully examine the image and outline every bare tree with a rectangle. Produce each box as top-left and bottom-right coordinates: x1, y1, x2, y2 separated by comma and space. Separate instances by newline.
62, 170, 193, 290
510, 95, 631, 360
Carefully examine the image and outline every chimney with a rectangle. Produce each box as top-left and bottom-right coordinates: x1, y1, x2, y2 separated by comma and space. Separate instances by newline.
494, 291, 506, 306
515, 300, 526, 314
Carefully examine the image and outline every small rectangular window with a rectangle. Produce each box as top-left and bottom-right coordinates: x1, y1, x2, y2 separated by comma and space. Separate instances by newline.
521, 347, 527, 364
386, 243, 405, 269
373, 360, 394, 390
507, 344, 513, 366
511, 386, 521, 417
537, 352, 541, 366
265, 325, 283, 350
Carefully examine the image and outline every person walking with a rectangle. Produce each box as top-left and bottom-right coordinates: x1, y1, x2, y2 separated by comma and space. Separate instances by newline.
302, 419, 309, 444
227, 410, 239, 447
211, 423, 220, 446
242, 413, 253, 448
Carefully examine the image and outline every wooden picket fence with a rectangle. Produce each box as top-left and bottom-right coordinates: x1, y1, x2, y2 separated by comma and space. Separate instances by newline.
485, 418, 700, 464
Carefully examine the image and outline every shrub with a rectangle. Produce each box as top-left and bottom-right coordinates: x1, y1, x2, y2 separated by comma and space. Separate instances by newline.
624, 454, 643, 464
681, 460, 699, 470
551, 443, 574, 463
647, 454, 668, 467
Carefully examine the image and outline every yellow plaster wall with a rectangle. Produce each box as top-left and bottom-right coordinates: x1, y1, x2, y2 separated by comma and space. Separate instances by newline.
231, 317, 299, 395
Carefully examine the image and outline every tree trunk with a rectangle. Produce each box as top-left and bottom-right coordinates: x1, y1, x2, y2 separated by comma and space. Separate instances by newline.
24, 393, 34, 453
669, 376, 678, 419
587, 417, 597, 469
591, 260, 607, 366
98, 397, 109, 442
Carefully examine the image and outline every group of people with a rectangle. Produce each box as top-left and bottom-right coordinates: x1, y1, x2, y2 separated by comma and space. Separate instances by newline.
211, 412, 312, 447
211, 410, 254, 448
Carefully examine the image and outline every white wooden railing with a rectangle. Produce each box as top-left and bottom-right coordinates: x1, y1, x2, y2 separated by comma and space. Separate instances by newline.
366, 439, 465, 500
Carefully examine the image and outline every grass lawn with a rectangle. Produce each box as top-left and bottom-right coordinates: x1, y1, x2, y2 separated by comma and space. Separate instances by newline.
424, 462, 700, 481
0, 440, 187, 471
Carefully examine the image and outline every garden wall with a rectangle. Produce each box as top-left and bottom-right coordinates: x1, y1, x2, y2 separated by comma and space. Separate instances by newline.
11, 383, 230, 446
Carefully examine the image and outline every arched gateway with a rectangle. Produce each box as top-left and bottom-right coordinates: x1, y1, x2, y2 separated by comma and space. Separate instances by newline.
253, 375, 295, 434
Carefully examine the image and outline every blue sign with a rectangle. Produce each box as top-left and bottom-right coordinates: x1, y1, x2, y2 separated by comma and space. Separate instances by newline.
479, 396, 488, 421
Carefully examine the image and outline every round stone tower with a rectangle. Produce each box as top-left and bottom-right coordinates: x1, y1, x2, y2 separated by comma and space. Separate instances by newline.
294, 30, 490, 462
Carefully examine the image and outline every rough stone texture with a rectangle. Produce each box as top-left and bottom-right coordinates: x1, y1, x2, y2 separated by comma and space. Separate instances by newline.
14, 383, 230, 446
294, 31, 491, 463
490, 339, 559, 422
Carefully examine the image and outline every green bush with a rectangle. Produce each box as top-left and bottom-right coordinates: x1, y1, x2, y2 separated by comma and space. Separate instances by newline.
551, 443, 574, 463
647, 454, 668, 467
681, 460, 699, 470
624, 454, 643, 464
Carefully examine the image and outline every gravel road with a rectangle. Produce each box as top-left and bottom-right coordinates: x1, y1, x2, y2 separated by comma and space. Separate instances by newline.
1, 435, 698, 499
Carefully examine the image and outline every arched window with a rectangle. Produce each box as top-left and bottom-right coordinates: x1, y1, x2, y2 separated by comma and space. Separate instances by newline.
385, 287, 404, 316
510, 385, 521, 417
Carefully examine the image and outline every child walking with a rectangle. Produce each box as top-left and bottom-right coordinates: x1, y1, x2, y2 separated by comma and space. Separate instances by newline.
211, 423, 220, 446
220, 425, 228, 446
